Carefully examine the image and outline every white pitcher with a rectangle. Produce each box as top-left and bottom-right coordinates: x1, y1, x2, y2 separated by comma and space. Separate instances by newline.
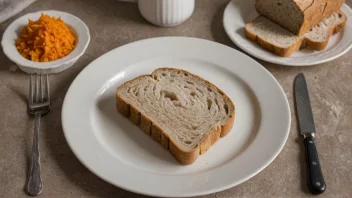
119, 0, 195, 27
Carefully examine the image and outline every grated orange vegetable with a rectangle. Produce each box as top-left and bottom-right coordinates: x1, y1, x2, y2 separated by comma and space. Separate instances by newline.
16, 13, 76, 62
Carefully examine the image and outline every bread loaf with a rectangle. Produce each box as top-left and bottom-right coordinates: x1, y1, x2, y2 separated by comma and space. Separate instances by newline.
116, 68, 235, 165
245, 11, 346, 56
255, 0, 345, 36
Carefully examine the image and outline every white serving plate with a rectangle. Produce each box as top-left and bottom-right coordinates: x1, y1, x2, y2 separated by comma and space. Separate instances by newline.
223, 0, 352, 66
62, 37, 291, 197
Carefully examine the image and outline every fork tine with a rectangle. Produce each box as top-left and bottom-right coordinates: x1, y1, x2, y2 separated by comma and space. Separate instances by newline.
39, 73, 43, 102
29, 74, 33, 104
45, 74, 50, 101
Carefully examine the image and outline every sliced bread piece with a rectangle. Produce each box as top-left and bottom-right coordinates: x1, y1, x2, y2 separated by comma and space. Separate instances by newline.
304, 11, 347, 50
255, 0, 345, 36
245, 11, 347, 57
116, 68, 235, 165
245, 15, 303, 57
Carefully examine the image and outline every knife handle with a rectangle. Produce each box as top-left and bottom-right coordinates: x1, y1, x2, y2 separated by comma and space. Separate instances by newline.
304, 136, 326, 194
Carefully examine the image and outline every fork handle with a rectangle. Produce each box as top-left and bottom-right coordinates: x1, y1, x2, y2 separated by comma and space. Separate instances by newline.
27, 113, 43, 196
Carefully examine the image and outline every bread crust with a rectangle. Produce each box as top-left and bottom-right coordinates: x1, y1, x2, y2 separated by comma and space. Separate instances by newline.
306, 0, 345, 35
297, 0, 345, 36
245, 23, 303, 57
245, 11, 347, 56
305, 12, 347, 51
116, 68, 235, 165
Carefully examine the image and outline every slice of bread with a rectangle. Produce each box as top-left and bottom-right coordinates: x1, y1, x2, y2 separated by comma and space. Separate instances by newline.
255, 0, 345, 36
245, 11, 347, 57
304, 11, 347, 51
116, 68, 235, 165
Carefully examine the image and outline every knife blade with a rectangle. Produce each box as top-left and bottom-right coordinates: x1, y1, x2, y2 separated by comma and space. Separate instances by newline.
294, 73, 326, 195
295, 73, 316, 137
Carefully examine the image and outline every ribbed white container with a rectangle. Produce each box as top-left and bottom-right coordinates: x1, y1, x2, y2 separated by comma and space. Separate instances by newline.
138, 0, 195, 27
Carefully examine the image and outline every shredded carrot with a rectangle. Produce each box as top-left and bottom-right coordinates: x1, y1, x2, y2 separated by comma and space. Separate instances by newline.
16, 13, 76, 62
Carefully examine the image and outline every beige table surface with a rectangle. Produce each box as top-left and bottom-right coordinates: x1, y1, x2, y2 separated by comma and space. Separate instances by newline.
1, 0, 351, 197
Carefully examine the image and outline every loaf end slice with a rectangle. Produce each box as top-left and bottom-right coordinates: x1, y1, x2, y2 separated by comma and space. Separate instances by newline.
116, 68, 235, 165
304, 11, 347, 51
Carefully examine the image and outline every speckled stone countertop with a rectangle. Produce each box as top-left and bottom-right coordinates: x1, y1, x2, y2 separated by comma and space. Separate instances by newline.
1, 0, 351, 197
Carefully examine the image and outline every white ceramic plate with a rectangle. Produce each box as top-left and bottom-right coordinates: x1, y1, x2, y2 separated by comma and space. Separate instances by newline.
62, 37, 290, 197
223, 0, 352, 66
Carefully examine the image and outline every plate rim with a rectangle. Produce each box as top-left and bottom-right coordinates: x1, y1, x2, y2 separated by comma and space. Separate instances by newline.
223, 0, 352, 66
61, 36, 291, 197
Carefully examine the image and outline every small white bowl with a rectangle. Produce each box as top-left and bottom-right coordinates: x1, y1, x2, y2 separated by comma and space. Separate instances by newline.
1, 10, 90, 74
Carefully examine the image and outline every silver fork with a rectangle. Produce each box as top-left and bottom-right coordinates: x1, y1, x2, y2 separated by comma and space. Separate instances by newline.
27, 73, 50, 196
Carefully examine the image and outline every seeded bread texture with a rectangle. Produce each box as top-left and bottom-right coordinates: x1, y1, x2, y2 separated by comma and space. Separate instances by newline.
116, 68, 235, 165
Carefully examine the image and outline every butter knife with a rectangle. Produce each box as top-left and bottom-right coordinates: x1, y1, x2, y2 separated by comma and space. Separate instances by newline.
294, 73, 326, 194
